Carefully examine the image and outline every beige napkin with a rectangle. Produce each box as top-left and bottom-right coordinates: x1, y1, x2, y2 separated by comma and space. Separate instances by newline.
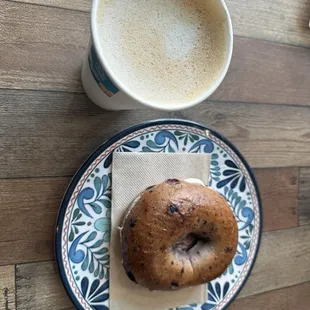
110, 152, 210, 310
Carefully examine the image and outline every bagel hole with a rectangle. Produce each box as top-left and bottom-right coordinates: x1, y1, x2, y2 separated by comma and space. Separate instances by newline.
173, 232, 211, 253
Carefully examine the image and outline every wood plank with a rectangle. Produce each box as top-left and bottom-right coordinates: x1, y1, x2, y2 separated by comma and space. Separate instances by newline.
1, 90, 310, 178
8, 0, 310, 49
9, 0, 91, 12
0, 266, 16, 310
227, 0, 310, 48
0, 177, 70, 265
211, 36, 310, 106
0, 168, 298, 265
238, 225, 310, 298
1, 1, 310, 106
16, 261, 74, 310
230, 281, 310, 310
0, 0, 89, 93
299, 168, 310, 226
254, 168, 298, 232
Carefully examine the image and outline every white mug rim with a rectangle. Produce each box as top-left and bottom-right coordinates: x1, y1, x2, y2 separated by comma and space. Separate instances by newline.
91, 0, 233, 111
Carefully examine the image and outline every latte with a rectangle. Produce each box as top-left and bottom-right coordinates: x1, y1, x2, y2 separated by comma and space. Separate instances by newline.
96, 0, 229, 106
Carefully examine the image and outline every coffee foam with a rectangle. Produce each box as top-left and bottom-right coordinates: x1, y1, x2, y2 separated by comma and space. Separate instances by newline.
96, 0, 228, 106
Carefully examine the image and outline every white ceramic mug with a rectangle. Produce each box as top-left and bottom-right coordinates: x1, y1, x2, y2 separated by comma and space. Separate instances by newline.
82, 0, 233, 111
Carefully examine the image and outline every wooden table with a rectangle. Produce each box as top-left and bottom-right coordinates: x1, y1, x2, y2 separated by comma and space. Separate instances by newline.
0, 0, 310, 309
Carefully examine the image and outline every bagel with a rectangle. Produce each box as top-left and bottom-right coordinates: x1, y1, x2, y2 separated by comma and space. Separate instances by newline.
120, 179, 238, 291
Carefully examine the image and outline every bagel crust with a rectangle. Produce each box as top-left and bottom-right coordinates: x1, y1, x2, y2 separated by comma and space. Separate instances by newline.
120, 179, 238, 291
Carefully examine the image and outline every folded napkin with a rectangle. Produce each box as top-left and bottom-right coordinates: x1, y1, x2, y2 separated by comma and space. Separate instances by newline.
110, 152, 210, 310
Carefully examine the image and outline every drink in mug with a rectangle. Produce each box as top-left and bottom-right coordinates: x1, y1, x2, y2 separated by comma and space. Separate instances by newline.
82, 0, 233, 110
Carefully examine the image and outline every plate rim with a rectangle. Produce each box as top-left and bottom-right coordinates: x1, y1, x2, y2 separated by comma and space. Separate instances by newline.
55, 118, 263, 310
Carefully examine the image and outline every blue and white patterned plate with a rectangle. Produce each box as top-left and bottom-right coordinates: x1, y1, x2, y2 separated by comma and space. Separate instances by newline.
55, 119, 262, 310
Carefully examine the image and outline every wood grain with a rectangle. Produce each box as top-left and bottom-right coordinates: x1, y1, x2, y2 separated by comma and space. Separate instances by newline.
1, 1, 310, 106
9, 0, 91, 12
16, 261, 74, 310
8, 0, 310, 48
211, 36, 310, 106
1, 90, 310, 178
0, 0, 89, 93
0, 177, 70, 265
254, 168, 298, 232
299, 168, 310, 226
0, 266, 15, 310
227, 0, 310, 48
238, 225, 310, 298
230, 281, 310, 310
0, 168, 298, 265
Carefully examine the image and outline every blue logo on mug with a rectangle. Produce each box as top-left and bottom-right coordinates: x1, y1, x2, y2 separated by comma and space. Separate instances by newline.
88, 45, 119, 97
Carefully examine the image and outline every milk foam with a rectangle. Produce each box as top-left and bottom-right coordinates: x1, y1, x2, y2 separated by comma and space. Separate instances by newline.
96, 0, 228, 105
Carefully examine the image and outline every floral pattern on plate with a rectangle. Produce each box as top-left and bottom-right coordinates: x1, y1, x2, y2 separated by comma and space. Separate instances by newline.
55, 120, 262, 310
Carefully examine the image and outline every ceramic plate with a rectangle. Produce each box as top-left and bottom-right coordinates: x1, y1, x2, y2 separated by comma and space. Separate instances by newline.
55, 119, 262, 310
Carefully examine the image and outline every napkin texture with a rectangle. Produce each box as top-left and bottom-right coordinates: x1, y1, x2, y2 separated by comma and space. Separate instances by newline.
110, 152, 210, 310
